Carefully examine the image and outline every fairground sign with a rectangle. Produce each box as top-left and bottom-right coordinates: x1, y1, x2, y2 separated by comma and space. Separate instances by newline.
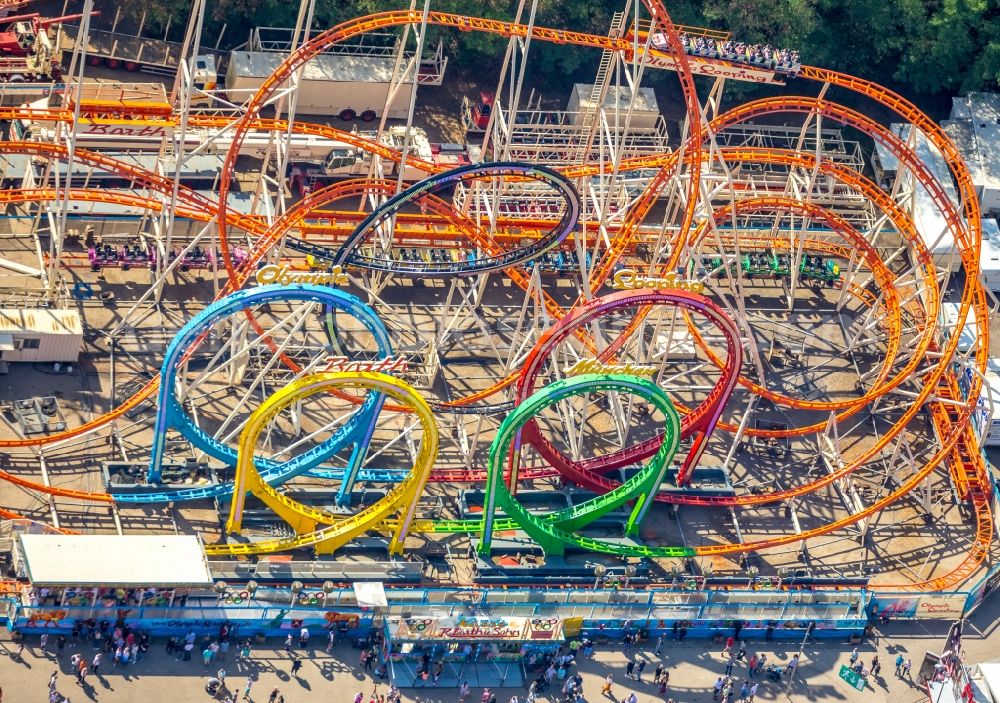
255, 264, 349, 286
564, 359, 657, 377
610, 269, 706, 293
390, 616, 563, 642
322, 356, 410, 373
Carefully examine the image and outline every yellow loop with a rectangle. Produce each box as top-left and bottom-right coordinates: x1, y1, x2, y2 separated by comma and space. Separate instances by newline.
206, 371, 437, 556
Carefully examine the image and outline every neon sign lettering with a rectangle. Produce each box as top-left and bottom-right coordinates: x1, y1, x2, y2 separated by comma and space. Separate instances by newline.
437, 625, 522, 639
80, 123, 170, 138
255, 264, 348, 286
321, 355, 409, 373
564, 358, 657, 377
610, 269, 705, 293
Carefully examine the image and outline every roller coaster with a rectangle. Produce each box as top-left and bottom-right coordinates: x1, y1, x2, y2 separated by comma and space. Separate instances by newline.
0, 0, 991, 594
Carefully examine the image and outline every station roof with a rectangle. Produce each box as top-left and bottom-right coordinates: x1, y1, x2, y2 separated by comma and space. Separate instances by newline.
0, 152, 224, 180
0, 309, 82, 336
16, 535, 213, 587
39, 190, 264, 218
230, 50, 413, 83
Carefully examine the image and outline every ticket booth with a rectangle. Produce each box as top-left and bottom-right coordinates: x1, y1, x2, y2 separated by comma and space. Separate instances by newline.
385, 616, 564, 689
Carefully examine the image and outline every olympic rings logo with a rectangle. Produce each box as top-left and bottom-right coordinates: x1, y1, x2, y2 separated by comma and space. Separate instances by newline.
405, 618, 434, 632
529, 618, 559, 630
218, 591, 251, 605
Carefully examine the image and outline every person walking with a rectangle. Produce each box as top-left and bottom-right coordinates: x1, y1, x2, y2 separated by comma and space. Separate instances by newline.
626, 660, 635, 679
655, 635, 664, 656
636, 660, 646, 682
738, 680, 749, 702
526, 680, 538, 703
243, 676, 254, 701
787, 654, 799, 679
49, 670, 58, 691
747, 654, 757, 677
268, 689, 280, 703
40, 633, 49, 651
725, 654, 736, 677
284, 634, 293, 652
217, 668, 227, 687
902, 659, 911, 678
459, 681, 471, 703
326, 631, 336, 653
183, 639, 194, 661
299, 627, 309, 647
894, 654, 904, 677
713, 677, 724, 700
748, 682, 758, 703
871, 656, 881, 678
736, 641, 746, 662
654, 663, 664, 684
722, 636, 734, 656
91, 653, 102, 676
601, 674, 613, 697
290, 657, 302, 676
849, 647, 859, 666
57, 635, 66, 657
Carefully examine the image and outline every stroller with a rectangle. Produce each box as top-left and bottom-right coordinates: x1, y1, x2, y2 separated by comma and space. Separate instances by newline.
765, 664, 783, 682
206, 677, 224, 696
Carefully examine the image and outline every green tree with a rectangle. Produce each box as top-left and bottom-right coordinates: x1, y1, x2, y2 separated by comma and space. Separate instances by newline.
896, 0, 991, 93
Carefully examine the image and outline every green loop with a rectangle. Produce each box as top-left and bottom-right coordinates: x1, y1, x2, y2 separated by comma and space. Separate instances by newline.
479, 374, 689, 557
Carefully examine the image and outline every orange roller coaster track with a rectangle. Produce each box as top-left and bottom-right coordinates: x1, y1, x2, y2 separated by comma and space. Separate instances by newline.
0, 3, 988, 591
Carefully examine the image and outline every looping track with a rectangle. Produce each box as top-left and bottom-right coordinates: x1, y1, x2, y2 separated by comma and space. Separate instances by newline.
0, 1, 990, 591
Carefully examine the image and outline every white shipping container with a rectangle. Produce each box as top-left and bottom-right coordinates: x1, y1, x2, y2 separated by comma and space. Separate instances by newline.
225, 51, 416, 118
980, 360, 1000, 447
567, 84, 662, 129
0, 309, 83, 363
978, 218, 1000, 292
941, 301, 980, 354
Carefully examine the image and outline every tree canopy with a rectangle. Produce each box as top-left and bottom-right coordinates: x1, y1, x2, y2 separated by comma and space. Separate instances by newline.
109, 0, 1000, 98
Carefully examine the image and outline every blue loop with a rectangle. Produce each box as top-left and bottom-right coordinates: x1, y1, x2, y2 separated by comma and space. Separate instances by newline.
139, 284, 392, 492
